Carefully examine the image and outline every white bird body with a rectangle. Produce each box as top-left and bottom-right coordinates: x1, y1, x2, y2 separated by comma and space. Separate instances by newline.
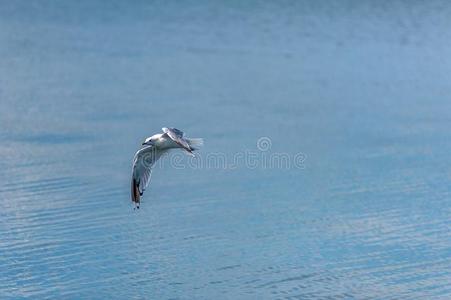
131, 127, 203, 208
144, 133, 179, 149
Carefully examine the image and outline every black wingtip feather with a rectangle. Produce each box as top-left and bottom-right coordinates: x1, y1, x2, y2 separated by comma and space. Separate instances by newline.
131, 178, 141, 205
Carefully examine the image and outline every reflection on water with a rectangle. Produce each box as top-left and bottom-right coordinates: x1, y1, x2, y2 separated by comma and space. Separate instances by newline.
1, 1, 451, 299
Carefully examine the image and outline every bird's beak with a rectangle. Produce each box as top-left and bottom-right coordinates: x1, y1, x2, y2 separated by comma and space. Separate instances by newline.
142, 141, 154, 146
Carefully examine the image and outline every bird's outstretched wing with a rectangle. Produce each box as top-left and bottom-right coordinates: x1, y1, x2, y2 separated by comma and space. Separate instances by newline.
162, 127, 184, 137
162, 127, 193, 153
131, 145, 165, 207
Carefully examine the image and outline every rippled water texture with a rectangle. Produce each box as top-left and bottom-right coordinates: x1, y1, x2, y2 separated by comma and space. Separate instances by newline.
1, 1, 451, 299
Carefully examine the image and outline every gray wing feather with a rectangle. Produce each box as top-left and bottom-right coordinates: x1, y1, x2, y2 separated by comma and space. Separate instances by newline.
164, 128, 192, 151
162, 127, 184, 138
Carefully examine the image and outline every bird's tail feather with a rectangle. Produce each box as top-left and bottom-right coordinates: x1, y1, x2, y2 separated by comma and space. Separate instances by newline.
186, 138, 203, 150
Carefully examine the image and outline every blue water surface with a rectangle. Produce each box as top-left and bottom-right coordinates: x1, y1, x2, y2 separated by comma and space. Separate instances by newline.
1, 1, 451, 299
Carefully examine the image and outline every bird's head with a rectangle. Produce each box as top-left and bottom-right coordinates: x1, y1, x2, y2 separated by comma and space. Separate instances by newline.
142, 136, 155, 146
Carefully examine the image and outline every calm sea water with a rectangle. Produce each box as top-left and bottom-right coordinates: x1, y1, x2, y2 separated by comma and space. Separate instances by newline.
1, 1, 451, 299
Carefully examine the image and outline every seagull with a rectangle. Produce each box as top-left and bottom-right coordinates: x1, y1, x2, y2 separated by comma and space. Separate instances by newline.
131, 127, 203, 208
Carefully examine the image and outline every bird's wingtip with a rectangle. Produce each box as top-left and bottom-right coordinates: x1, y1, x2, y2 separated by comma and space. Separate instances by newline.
131, 178, 141, 206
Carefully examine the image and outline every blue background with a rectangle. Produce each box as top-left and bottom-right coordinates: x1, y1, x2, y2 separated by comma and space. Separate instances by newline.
1, 1, 451, 299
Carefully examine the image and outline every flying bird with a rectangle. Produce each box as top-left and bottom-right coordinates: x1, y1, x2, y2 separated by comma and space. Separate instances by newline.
131, 127, 203, 208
